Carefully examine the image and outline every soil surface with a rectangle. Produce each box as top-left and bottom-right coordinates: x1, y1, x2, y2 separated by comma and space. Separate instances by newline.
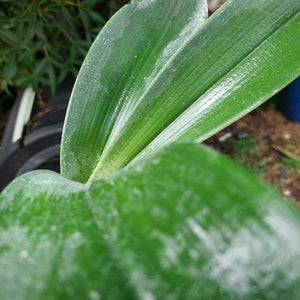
206, 104, 300, 205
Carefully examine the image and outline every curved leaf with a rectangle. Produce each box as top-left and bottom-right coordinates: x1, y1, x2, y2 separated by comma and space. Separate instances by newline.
1, 143, 300, 298
61, 0, 208, 182
136, 12, 300, 162
61, 0, 300, 182
0, 171, 136, 299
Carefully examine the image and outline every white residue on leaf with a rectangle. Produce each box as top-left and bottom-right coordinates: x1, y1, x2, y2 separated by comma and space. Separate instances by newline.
111, 209, 119, 217
140, 0, 207, 95
0, 226, 53, 296
131, 267, 166, 298
209, 207, 300, 296
187, 218, 215, 251
20, 250, 29, 259
132, 187, 142, 196
141, 291, 156, 300
134, 164, 144, 173
89, 290, 101, 300
154, 0, 207, 73
58, 231, 85, 281
136, 0, 156, 10
151, 158, 160, 165
152, 231, 184, 269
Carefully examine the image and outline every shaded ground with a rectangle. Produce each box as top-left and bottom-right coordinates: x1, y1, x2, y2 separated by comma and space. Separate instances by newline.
206, 104, 300, 205
0, 112, 9, 145
0, 96, 13, 148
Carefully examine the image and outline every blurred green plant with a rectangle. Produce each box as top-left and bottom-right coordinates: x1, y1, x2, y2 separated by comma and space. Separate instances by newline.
275, 145, 300, 174
0, 0, 105, 94
229, 136, 256, 158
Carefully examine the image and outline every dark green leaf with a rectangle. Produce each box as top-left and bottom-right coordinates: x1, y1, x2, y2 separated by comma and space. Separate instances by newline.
80, 0, 99, 9
70, 43, 76, 62
88, 10, 106, 25
0, 28, 19, 45
15, 76, 30, 87
32, 58, 47, 77
3, 60, 17, 80
79, 9, 91, 32
49, 63, 56, 95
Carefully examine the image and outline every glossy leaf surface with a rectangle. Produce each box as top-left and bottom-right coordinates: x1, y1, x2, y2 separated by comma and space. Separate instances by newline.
61, 0, 208, 182
1, 143, 300, 298
61, 0, 300, 182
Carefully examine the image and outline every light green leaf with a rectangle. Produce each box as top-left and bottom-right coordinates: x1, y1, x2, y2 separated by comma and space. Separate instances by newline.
1, 143, 300, 298
61, 0, 208, 182
61, 0, 300, 183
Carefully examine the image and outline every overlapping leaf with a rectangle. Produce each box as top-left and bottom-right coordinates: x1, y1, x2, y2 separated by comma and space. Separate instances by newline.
2, 0, 300, 298
1, 143, 300, 298
61, 0, 300, 182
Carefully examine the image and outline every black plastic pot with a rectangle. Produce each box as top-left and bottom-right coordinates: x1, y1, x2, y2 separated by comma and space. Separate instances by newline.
0, 76, 74, 191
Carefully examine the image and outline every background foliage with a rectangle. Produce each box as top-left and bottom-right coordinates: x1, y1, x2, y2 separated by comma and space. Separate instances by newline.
0, 0, 105, 94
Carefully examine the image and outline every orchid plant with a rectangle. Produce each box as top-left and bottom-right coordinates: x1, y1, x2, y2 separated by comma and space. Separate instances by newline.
1, 0, 300, 298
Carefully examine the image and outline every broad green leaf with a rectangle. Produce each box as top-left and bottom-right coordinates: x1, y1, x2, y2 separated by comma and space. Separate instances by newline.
61, 0, 300, 183
1, 143, 300, 298
61, 0, 208, 182
0, 171, 135, 299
